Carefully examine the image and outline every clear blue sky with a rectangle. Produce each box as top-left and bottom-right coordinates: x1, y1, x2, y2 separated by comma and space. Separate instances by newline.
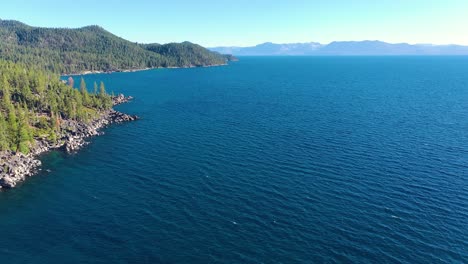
1, 0, 467, 47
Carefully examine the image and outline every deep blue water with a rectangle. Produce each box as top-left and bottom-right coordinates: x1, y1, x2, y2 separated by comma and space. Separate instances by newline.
1, 57, 467, 263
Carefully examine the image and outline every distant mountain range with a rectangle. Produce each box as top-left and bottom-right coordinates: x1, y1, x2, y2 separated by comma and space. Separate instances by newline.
210, 41, 468, 56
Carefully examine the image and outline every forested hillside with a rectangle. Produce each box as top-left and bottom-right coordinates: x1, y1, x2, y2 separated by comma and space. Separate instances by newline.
142, 42, 231, 67
0, 60, 112, 153
0, 19, 228, 74
0, 19, 231, 154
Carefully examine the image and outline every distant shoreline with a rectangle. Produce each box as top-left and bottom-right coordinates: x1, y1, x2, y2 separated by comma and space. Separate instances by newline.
63, 63, 228, 76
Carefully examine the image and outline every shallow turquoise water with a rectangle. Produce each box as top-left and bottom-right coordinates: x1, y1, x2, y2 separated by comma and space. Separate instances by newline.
1, 57, 467, 263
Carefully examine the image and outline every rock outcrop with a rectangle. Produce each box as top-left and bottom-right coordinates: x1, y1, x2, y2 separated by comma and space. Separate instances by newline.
0, 94, 138, 189
112, 93, 134, 105
0, 152, 42, 188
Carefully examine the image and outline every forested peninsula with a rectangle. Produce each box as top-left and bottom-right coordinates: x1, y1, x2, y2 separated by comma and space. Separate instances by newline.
0, 61, 138, 188
0, 19, 234, 188
0, 19, 233, 74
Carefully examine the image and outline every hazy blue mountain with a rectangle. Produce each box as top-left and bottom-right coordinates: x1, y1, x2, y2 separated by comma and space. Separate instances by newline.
210, 40, 468, 56
210, 42, 322, 56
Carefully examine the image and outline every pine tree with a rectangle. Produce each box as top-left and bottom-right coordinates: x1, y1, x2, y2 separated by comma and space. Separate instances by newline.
7, 106, 18, 149
80, 77, 91, 106
0, 60, 119, 153
80, 77, 87, 93
0, 116, 9, 150
1, 76, 12, 110
98, 81, 112, 109
16, 106, 32, 153
93, 81, 98, 95
99, 81, 106, 97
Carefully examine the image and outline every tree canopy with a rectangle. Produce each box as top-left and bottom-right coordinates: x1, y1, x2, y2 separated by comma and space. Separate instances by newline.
0, 60, 112, 153
0, 19, 228, 74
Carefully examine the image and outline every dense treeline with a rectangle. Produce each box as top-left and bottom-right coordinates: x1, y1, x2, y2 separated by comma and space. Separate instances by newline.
0, 19, 231, 153
0, 20, 227, 74
0, 60, 112, 153
142, 42, 228, 67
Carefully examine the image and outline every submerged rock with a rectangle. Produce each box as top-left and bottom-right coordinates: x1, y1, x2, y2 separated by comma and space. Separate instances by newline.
112, 94, 134, 105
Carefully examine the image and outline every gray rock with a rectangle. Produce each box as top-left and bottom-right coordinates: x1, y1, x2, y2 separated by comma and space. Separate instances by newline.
0, 94, 139, 189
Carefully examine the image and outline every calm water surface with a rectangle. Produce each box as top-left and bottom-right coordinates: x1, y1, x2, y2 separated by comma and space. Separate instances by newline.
0, 57, 467, 263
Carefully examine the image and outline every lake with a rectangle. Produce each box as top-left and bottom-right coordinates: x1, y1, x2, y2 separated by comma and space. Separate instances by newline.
0, 57, 467, 263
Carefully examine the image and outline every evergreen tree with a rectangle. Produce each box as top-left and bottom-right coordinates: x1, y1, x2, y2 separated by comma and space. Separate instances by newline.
7, 106, 18, 149
99, 81, 106, 97
0, 20, 227, 74
0, 116, 9, 150
80, 78, 87, 93
15, 106, 32, 153
98, 81, 112, 109
93, 81, 98, 95
1, 76, 12, 110
0, 60, 116, 153
80, 77, 91, 106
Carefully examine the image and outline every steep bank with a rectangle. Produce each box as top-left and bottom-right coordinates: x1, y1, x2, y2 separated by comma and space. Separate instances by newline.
0, 95, 138, 189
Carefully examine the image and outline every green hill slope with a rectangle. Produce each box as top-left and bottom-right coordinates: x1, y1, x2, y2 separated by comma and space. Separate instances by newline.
142, 42, 231, 67
0, 19, 227, 74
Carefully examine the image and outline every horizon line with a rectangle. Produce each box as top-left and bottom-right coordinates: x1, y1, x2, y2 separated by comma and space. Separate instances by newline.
2, 18, 468, 48
209, 40, 468, 48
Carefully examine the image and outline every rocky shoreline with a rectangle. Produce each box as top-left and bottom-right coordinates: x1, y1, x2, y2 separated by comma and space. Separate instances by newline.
0, 94, 139, 189
64, 63, 229, 76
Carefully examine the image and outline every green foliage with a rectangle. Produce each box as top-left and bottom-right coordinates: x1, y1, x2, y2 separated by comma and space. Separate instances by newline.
142, 42, 227, 67
15, 106, 32, 153
80, 77, 91, 107
0, 19, 227, 74
0, 115, 9, 150
93, 82, 98, 95
0, 60, 113, 153
0, 19, 227, 153
98, 82, 112, 109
